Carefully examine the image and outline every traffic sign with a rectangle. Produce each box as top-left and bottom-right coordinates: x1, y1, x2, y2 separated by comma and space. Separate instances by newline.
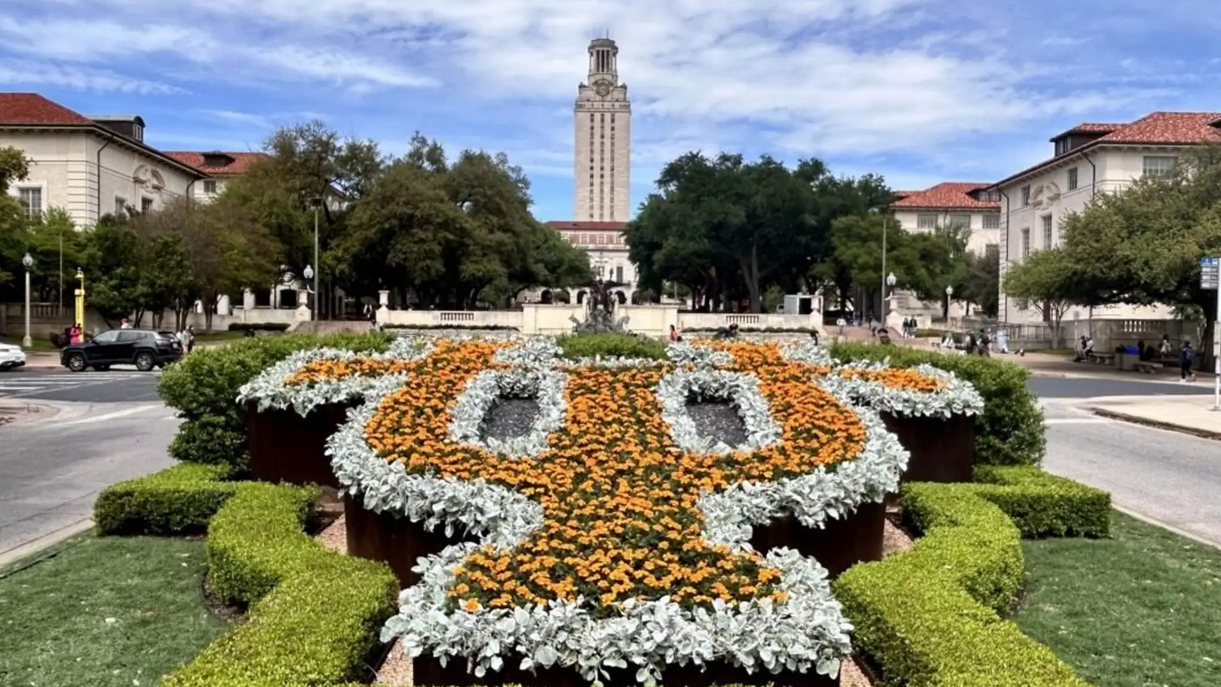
1202, 256, 1219, 290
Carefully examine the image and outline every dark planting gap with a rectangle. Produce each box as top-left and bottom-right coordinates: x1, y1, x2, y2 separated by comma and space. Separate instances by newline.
685, 395, 748, 447
478, 396, 542, 441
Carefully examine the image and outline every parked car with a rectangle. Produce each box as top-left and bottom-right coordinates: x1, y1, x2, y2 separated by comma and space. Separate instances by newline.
60, 329, 182, 372
0, 338, 25, 371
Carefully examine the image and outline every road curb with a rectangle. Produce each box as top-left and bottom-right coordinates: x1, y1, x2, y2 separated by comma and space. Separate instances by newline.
1111, 505, 1221, 552
1088, 406, 1221, 442
0, 518, 94, 568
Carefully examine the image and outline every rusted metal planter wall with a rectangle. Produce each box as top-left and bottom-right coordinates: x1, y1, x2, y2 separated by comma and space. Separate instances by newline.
246, 402, 352, 488
881, 412, 976, 485
750, 501, 886, 579
411, 652, 840, 687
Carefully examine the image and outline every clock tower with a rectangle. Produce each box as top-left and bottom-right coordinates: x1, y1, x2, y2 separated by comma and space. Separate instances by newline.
574, 37, 630, 222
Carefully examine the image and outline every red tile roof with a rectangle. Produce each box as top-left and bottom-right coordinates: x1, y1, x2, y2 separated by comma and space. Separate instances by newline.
890, 182, 1000, 211
996, 111, 1221, 189
545, 220, 628, 231
0, 93, 93, 125
163, 151, 268, 175
1050, 122, 1123, 139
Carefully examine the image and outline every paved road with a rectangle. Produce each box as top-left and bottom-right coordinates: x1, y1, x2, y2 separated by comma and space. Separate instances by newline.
0, 401, 177, 555
0, 369, 162, 402
1029, 375, 1212, 398
1040, 400, 1221, 545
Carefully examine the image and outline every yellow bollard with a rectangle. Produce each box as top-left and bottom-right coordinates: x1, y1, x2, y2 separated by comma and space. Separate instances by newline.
74, 268, 85, 329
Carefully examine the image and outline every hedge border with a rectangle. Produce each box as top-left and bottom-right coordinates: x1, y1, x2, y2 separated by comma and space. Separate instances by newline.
97, 463, 1108, 687
95, 466, 399, 687
832, 466, 1108, 687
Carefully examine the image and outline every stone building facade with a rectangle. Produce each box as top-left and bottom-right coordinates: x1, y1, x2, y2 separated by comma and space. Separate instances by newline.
573, 38, 631, 222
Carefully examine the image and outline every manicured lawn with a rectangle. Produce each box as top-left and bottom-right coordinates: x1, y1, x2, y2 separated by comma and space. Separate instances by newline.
1015, 511, 1221, 687
0, 535, 230, 687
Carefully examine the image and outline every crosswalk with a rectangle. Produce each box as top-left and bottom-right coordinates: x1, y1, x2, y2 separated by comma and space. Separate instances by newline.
0, 371, 160, 397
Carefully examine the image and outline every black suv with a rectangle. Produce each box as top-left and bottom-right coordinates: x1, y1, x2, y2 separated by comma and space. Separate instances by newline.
60, 329, 183, 372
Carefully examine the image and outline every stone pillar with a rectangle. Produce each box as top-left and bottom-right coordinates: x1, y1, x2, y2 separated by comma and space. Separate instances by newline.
377, 290, 390, 325
216, 294, 232, 317
242, 289, 256, 311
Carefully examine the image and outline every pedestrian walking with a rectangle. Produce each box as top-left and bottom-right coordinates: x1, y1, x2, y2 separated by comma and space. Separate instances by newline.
179, 325, 195, 355
69, 323, 82, 345
836, 317, 846, 340
1180, 340, 1197, 382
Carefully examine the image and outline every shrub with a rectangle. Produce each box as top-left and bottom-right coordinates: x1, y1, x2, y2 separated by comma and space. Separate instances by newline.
94, 463, 237, 535
162, 481, 399, 687
834, 480, 1093, 687
829, 342, 1045, 466
554, 332, 668, 360
158, 332, 395, 471
973, 466, 1110, 538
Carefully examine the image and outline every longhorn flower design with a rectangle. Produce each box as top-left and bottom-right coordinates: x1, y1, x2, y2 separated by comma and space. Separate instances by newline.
239, 337, 983, 684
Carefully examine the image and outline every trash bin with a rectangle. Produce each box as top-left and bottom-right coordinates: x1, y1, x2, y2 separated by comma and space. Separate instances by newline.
1118, 345, 1139, 371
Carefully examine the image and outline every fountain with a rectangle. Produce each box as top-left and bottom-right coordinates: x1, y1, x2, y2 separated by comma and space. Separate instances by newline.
569, 278, 630, 333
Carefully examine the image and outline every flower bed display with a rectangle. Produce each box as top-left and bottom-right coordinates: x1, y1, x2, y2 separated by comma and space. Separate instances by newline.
812, 358, 984, 487
256, 337, 915, 686
236, 338, 430, 487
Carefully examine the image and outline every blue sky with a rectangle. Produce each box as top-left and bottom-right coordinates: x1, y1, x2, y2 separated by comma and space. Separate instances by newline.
1, 0, 1219, 222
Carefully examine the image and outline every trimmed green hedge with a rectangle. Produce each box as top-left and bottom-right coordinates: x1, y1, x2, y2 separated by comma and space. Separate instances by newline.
830, 342, 1046, 467
555, 332, 668, 360
160, 480, 399, 687
833, 469, 1103, 687
94, 462, 238, 535
227, 323, 293, 332
973, 466, 1110, 538
158, 332, 395, 471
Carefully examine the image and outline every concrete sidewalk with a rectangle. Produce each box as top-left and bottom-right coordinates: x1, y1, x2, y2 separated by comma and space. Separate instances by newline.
1088, 395, 1221, 440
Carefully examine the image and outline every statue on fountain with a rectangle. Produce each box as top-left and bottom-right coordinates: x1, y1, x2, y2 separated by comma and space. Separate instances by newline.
569, 278, 631, 333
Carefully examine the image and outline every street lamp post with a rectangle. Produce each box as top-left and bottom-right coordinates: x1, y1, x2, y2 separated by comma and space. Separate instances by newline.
945, 284, 954, 322
309, 198, 322, 320
302, 264, 315, 320
869, 207, 890, 320
21, 253, 33, 348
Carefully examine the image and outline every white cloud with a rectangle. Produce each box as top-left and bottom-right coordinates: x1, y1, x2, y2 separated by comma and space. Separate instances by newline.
1, 0, 1214, 217
0, 58, 179, 94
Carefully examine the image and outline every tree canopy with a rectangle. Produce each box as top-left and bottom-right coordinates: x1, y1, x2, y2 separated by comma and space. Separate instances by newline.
627, 150, 966, 314
630, 151, 898, 312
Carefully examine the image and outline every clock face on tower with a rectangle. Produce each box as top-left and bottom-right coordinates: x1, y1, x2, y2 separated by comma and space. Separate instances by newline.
594, 80, 611, 97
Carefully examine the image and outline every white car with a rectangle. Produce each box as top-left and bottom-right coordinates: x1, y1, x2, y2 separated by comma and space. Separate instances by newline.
0, 339, 26, 371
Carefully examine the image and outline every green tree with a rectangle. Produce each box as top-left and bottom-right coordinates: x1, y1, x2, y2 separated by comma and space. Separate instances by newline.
1002, 247, 1077, 347
961, 249, 1000, 319
81, 216, 148, 325
628, 152, 859, 313
0, 145, 31, 288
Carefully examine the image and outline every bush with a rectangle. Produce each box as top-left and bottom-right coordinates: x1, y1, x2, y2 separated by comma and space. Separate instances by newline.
94, 463, 237, 535
162, 481, 399, 687
382, 324, 519, 330
834, 479, 1094, 687
555, 332, 668, 360
158, 332, 395, 471
227, 323, 293, 332
973, 466, 1110, 538
829, 342, 1045, 466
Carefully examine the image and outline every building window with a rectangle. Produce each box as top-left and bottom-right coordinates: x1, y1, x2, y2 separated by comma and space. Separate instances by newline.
114, 196, 127, 216
947, 214, 971, 229
141, 197, 154, 213
985, 243, 1000, 260
1142, 155, 1178, 178
916, 214, 937, 230
579, 234, 588, 244
615, 265, 624, 282
1054, 138, 1069, 156
1021, 185, 1031, 206
978, 189, 1000, 202
982, 214, 1000, 230
203, 180, 217, 195
1042, 215, 1053, 248
596, 234, 606, 245
1067, 167, 1078, 191
17, 187, 42, 219
1021, 228, 1030, 257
